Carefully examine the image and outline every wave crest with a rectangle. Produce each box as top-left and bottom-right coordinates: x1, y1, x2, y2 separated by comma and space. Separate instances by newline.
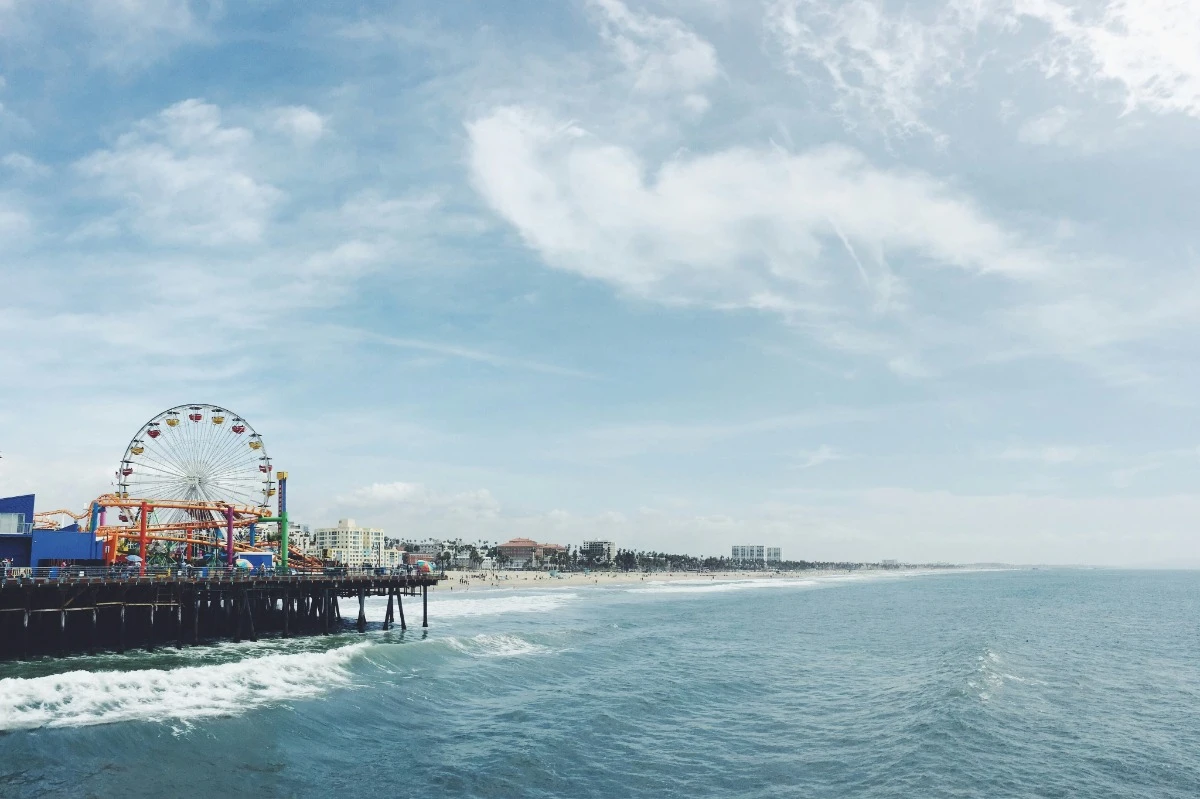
0, 643, 367, 731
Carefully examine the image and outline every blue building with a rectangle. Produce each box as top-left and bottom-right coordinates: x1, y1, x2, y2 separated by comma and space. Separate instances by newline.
0, 494, 104, 567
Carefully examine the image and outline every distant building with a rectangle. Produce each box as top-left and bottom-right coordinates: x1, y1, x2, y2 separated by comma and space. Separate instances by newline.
581, 540, 615, 563
289, 523, 314, 553
0, 494, 103, 567
312, 518, 384, 567
497, 537, 566, 568
732, 545, 765, 562
766, 547, 782, 564
377, 547, 405, 568
881, 559, 899, 569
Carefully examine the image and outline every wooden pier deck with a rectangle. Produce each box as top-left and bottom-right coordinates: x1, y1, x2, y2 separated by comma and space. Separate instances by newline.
0, 571, 444, 660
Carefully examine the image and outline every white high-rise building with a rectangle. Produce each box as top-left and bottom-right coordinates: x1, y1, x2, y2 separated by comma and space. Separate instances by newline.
766, 547, 782, 564
731, 545, 765, 562
581, 540, 615, 563
311, 519, 384, 567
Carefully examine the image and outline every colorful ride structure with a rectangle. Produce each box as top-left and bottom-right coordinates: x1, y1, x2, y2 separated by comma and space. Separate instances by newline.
34, 404, 319, 573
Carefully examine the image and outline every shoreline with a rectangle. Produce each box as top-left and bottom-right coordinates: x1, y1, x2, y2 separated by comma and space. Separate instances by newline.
434, 567, 966, 593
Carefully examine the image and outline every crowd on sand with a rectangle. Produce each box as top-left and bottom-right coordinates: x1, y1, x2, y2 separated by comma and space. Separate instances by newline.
440, 569, 829, 591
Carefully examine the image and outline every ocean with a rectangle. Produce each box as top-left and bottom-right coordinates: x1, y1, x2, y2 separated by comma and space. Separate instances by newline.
1, 569, 1198, 798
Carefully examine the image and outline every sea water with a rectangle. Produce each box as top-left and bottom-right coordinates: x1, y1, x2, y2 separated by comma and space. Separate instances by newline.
2, 570, 1198, 798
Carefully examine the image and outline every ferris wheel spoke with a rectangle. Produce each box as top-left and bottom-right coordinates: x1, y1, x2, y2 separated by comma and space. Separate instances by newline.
127, 460, 188, 480
204, 435, 257, 481
145, 435, 192, 478
189, 423, 223, 477
201, 413, 244, 470
194, 420, 246, 486
207, 449, 259, 479
133, 455, 187, 480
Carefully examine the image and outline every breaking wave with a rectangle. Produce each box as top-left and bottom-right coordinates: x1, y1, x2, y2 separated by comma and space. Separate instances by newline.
425, 592, 579, 618
0, 643, 368, 731
627, 578, 819, 595
443, 634, 551, 658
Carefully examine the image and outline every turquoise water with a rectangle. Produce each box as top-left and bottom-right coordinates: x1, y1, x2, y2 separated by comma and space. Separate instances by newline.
2, 570, 1199, 798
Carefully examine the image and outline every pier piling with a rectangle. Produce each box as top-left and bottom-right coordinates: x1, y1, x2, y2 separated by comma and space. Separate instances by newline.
357, 588, 367, 633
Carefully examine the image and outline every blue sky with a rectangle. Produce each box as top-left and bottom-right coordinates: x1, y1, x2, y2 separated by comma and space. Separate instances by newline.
3, 0, 1200, 565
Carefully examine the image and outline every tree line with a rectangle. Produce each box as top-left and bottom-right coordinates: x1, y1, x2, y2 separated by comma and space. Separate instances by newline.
381, 537, 934, 572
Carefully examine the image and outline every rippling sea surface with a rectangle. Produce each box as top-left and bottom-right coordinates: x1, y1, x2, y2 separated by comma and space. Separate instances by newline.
3, 569, 1199, 798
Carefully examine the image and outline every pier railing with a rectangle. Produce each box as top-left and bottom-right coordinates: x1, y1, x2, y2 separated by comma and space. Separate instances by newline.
0, 564, 444, 584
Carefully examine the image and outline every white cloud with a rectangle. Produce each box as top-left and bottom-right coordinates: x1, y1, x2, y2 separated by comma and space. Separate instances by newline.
1016, 105, 1073, 144
0, 205, 31, 239
886, 354, 933, 378
467, 105, 1059, 370
764, 0, 1002, 141
1013, 105, 1127, 153
1109, 460, 1160, 488
562, 408, 876, 460
335, 327, 598, 379
1018, 0, 1200, 119
763, 0, 1200, 138
795, 445, 845, 469
993, 445, 1101, 465
271, 105, 326, 144
1, 152, 48, 176
0, 0, 217, 70
590, 0, 720, 94
338, 482, 502, 520
74, 99, 283, 245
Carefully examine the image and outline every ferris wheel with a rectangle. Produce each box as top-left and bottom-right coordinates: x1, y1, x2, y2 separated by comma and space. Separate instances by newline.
116, 404, 275, 528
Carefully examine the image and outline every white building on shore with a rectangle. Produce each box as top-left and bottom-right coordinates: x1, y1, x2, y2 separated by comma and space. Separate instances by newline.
581, 540, 615, 564
732, 545, 765, 562
732, 545, 782, 564
311, 519, 384, 567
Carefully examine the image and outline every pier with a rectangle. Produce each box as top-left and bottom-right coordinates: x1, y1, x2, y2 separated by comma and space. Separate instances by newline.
0, 569, 443, 660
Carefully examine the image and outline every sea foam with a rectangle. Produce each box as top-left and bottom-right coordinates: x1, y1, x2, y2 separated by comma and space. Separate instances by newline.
424, 592, 579, 619
626, 578, 819, 595
0, 642, 367, 731
443, 633, 551, 658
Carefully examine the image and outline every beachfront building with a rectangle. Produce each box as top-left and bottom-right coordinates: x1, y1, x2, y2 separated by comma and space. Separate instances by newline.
766, 548, 782, 564
732, 545, 765, 563
580, 540, 615, 564
311, 518, 384, 567
496, 537, 566, 568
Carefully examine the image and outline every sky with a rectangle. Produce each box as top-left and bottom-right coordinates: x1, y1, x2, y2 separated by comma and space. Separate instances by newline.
2, 0, 1200, 566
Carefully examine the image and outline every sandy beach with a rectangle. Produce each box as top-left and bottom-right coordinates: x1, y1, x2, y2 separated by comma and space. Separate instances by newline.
437, 568, 881, 592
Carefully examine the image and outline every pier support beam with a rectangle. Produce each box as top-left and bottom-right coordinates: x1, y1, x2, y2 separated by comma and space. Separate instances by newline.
0, 575, 441, 659
225, 506, 235, 568
246, 590, 257, 642
139, 501, 149, 576
192, 591, 200, 644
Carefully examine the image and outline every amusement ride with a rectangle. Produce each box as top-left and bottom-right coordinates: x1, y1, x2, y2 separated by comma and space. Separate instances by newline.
34, 404, 321, 572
